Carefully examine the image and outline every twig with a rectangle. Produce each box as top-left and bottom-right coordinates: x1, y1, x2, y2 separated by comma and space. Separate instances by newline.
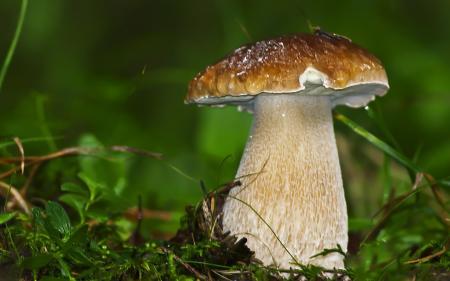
20, 162, 41, 196
12, 137, 25, 174
423, 173, 449, 213
212, 180, 241, 195
404, 245, 447, 264
109, 145, 163, 160
362, 186, 422, 245
0, 147, 91, 179
0, 146, 162, 179
412, 172, 423, 190
0, 181, 30, 214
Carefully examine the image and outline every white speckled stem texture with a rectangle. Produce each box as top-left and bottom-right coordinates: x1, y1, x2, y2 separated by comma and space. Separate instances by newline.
222, 94, 348, 269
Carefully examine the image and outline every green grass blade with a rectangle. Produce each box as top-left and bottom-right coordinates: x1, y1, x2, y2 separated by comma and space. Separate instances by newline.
0, 0, 28, 93
334, 113, 421, 175
165, 161, 198, 183
0, 211, 17, 224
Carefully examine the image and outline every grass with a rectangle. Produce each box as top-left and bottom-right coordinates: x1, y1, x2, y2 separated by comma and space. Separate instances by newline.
0, 0, 28, 93
0, 112, 448, 280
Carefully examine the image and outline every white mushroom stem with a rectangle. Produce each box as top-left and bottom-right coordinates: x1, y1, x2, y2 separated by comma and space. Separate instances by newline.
222, 94, 348, 269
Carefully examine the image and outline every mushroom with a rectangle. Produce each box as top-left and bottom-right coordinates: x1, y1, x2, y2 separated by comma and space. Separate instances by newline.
185, 31, 389, 270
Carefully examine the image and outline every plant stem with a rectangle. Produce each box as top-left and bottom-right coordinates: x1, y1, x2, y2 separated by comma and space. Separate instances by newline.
0, 0, 28, 93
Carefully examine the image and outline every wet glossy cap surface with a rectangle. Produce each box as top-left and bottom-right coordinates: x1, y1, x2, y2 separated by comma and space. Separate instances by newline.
186, 31, 389, 109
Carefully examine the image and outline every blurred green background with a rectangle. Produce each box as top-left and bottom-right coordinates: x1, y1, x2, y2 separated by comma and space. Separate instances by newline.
0, 0, 449, 236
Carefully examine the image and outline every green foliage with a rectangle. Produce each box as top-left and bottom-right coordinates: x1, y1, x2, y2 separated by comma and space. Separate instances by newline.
0, 0, 449, 280
0, 122, 448, 279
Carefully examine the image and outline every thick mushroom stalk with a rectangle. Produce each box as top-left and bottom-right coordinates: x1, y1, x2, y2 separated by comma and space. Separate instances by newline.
222, 94, 348, 269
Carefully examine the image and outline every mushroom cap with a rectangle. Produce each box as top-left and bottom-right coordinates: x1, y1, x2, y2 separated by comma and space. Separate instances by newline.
185, 31, 389, 110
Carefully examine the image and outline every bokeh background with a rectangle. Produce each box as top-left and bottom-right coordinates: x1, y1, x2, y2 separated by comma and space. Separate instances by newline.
1, 0, 449, 241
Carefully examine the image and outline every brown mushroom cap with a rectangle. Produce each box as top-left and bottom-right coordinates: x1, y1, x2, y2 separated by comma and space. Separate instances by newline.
186, 31, 389, 110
